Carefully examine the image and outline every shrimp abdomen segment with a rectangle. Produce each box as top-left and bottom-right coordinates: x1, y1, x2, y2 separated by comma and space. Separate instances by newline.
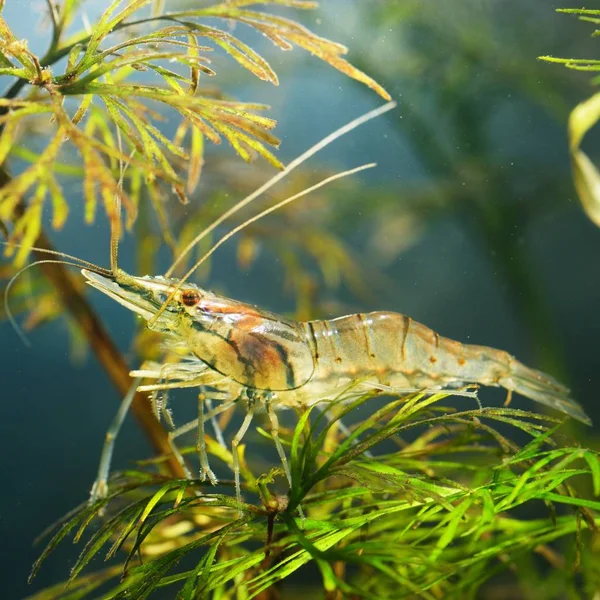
304, 312, 407, 384
304, 312, 468, 386
303, 312, 591, 425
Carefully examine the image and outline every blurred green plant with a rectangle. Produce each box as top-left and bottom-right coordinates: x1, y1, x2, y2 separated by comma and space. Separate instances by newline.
540, 8, 600, 228
26, 392, 600, 599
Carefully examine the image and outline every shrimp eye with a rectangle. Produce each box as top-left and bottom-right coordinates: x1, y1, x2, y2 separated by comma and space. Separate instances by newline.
181, 288, 200, 307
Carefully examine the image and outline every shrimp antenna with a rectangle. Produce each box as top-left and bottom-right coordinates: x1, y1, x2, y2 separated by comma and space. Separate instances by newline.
149, 162, 376, 326
165, 100, 397, 278
110, 191, 121, 275
0, 241, 111, 275
109, 128, 133, 275
191, 163, 375, 272
4, 258, 110, 347
2, 242, 111, 346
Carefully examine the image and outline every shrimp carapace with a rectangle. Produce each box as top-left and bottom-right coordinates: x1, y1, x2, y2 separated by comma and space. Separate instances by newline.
83, 270, 316, 391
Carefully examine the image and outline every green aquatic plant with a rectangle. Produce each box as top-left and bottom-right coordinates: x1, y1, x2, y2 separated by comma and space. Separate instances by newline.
26, 393, 600, 599
540, 7, 600, 228
0, 0, 388, 266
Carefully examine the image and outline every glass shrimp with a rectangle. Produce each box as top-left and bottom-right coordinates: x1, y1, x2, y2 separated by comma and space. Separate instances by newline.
82, 265, 591, 509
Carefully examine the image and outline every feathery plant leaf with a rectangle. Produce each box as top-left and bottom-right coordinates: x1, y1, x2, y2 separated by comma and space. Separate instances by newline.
0, 0, 389, 265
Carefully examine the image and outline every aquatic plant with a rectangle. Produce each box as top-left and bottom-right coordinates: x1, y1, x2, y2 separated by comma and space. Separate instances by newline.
25, 394, 600, 599
540, 7, 600, 228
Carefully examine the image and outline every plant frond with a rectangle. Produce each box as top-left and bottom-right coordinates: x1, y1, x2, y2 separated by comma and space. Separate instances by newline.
0, 0, 390, 262
541, 10, 600, 227
176, 3, 391, 99
27, 391, 600, 599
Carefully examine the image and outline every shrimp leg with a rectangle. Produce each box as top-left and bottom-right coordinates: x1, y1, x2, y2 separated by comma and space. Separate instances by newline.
231, 409, 255, 515
265, 397, 292, 488
90, 377, 141, 502
197, 393, 218, 485
169, 400, 238, 442
266, 399, 307, 520
168, 399, 238, 488
205, 397, 227, 449
166, 431, 194, 481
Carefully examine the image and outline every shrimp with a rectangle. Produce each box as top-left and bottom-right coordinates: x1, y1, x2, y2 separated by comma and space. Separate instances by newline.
81, 266, 591, 509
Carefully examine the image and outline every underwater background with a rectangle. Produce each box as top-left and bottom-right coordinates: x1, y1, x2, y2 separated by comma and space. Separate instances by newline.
1, 1, 600, 598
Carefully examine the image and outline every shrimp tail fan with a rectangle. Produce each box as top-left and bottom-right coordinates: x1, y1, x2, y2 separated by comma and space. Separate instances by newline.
503, 360, 591, 426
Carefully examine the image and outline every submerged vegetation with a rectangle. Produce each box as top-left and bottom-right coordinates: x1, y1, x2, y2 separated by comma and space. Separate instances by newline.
0, 1, 599, 598
541, 7, 600, 228
24, 395, 600, 599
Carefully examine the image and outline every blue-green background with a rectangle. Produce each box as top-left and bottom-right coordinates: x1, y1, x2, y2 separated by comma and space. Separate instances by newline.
1, 1, 600, 598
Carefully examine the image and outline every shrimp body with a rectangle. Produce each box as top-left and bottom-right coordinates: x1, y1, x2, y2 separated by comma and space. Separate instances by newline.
82, 270, 591, 425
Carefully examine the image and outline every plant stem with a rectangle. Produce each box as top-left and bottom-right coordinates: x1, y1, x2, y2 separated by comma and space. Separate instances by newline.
44, 0, 61, 55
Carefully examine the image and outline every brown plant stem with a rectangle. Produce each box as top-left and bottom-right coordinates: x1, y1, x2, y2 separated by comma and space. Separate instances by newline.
1, 169, 186, 480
